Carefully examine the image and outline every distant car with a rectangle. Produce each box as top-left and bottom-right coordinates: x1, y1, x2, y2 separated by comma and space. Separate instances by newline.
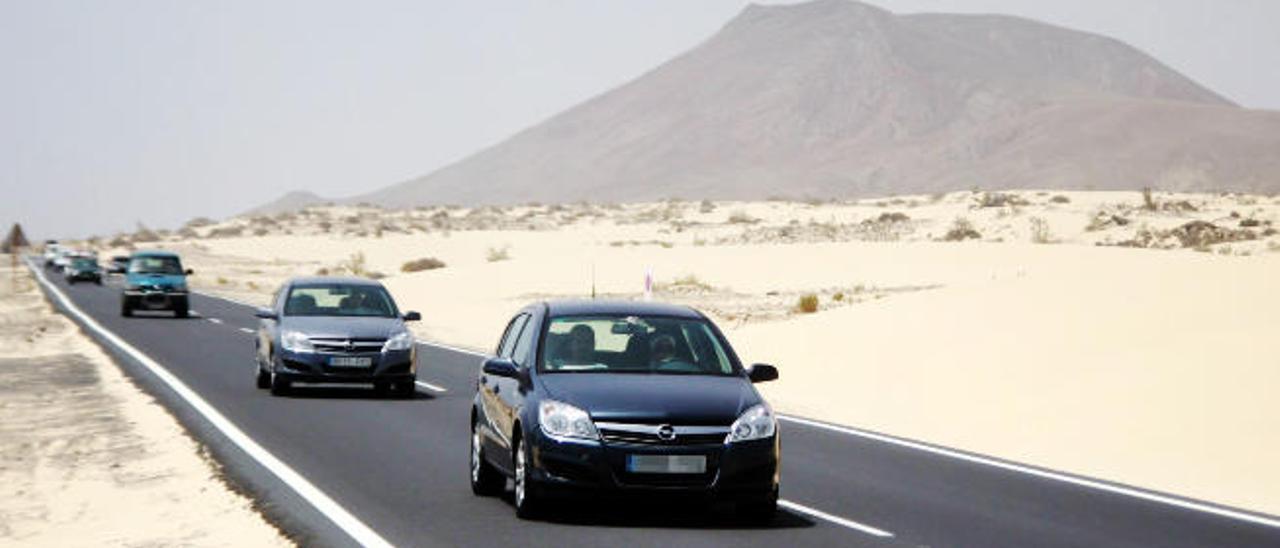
120, 250, 193, 318
42, 242, 62, 268
64, 257, 103, 285
107, 255, 131, 275
469, 300, 781, 520
253, 277, 421, 397
51, 247, 73, 271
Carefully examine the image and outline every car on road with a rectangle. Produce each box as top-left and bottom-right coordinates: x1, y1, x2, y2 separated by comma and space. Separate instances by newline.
107, 255, 131, 275
42, 242, 62, 268
253, 277, 421, 397
64, 256, 103, 285
120, 250, 193, 317
469, 300, 781, 520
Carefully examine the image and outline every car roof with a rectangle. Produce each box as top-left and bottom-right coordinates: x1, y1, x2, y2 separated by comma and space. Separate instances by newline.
130, 250, 180, 258
542, 299, 703, 319
286, 276, 386, 287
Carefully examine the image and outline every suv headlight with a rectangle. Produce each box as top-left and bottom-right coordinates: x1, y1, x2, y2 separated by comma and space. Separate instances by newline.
382, 331, 414, 352
726, 404, 776, 443
538, 400, 599, 441
281, 330, 315, 353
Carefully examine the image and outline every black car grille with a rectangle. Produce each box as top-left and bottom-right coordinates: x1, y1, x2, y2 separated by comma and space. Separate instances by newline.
310, 338, 386, 354
596, 422, 729, 447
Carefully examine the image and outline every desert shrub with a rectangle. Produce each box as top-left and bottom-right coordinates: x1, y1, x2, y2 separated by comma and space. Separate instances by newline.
699, 199, 716, 214
253, 227, 269, 237
132, 227, 160, 243
1049, 195, 1070, 204
975, 192, 1029, 208
1169, 221, 1256, 249
184, 217, 216, 229
367, 271, 387, 280
315, 267, 330, 276
1029, 217, 1054, 244
216, 276, 229, 285
486, 245, 511, 262
871, 211, 910, 224
1142, 187, 1157, 211
1086, 211, 1131, 232
177, 227, 199, 239
317, 221, 332, 232
1240, 218, 1262, 228
343, 251, 368, 276
208, 226, 244, 238
832, 292, 845, 302
401, 257, 446, 272
796, 294, 819, 314
942, 218, 981, 241
727, 211, 759, 224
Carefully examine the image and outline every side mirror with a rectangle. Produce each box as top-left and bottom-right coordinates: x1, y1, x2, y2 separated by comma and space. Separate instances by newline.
254, 308, 277, 320
747, 363, 778, 383
403, 311, 421, 322
482, 357, 519, 378
184, 268, 194, 275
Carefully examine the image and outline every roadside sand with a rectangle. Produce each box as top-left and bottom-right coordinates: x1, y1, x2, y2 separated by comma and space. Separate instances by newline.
83, 189, 1280, 516
0, 260, 289, 546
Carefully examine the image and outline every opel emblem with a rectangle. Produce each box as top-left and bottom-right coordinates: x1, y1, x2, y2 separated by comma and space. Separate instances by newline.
344, 340, 355, 352
656, 424, 676, 441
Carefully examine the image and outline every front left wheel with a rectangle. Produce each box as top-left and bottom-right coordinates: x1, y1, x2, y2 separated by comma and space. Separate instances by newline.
470, 423, 504, 496
513, 436, 544, 519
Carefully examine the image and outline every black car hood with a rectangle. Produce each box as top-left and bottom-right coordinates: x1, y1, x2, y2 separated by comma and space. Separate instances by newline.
278, 316, 405, 339
539, 373, 759, 426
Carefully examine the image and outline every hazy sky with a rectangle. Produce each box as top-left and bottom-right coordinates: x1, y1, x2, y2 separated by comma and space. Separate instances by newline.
3, 0, 1278, 239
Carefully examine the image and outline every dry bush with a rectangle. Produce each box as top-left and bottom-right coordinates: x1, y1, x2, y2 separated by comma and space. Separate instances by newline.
401, 257, 446, 272
1049, 195, 1071, 204
486, 245, 511, 262
974, 192, 1029, 208
343, 251, 368, 276
208, 226, 244, 238
796, 294, 819, 314
1029, 217, 1054, 244
699, 200, 716, 214
1086, 211, 1131, 232
1142, 187, 1158, 211
942, 217, 981, 241
184, 217, 216, 229
727, 211, 759, 224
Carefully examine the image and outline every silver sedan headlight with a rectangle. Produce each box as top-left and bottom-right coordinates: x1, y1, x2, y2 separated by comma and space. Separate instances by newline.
281, 330, 315, 353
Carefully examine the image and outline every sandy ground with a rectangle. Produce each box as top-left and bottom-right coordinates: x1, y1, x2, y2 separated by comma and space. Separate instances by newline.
0, 260, 289, 547
78, 189, 1280, 516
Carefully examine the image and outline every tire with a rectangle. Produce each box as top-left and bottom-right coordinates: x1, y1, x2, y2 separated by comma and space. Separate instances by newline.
256, 365, 270, 389
470, 421, 505, 496
67, 278, 75, 285
736, 487, 779, 522
173, 297, 189, 319
393, 380, 416, 399
513, 435, 543, 520
120, 298, 133, 317
269, 370, 291, 396
94, 278, 102, 286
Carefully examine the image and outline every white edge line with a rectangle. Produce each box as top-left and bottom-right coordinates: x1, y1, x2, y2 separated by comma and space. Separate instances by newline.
238, 327, 254, 334
207, 318, 223, 324
27, 260, 394, 548
417, 340, 486, 357
778, 500, 893, 537
778, 414, 1280, 530
194, 290, 261, 309
414, 380, 449, 393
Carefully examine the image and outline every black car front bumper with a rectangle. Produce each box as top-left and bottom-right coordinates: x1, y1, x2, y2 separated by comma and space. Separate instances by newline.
123, 289, 187, 310
526, 428, 780, 502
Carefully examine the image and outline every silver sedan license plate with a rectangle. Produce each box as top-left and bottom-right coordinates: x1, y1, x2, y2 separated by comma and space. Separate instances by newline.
329, 356, 372, 368
626, 454, 706, 474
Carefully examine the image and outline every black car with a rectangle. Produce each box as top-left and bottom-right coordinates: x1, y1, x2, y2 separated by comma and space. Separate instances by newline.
470, 300, 780, 520
254, 277, 421, 397
64, 257, 103, 285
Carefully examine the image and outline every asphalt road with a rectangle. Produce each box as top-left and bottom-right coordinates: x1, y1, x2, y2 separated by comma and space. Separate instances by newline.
30, 264, 1280, 547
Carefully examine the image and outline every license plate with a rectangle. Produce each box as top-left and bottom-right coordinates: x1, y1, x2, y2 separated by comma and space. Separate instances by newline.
626, 454, 707, 474
329, 356, 372, 368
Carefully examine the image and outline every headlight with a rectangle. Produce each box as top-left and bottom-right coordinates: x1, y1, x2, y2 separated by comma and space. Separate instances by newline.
726, 404, 776, 443
538, 400, 599, 441
382, 331, 414, 352
170, 283, 187, 292
281, 330, 315, 353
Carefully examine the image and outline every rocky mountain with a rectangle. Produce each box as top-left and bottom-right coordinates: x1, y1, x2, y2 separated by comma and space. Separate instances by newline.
347, 0, 1280, 208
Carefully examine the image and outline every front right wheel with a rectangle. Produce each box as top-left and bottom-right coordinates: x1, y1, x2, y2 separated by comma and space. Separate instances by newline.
513, 436, 543, 519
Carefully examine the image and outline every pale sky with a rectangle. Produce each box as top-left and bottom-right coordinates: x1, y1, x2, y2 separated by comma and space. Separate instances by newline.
3, 0, 1278, 239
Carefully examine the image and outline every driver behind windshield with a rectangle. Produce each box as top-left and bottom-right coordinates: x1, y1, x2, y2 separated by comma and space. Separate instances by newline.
564, 324, 596, 365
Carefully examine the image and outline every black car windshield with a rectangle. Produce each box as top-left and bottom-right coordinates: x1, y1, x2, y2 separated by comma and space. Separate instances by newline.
72, 258, 97, 269
540, 315, 736, 376
284, 284, 398, 318
129, 256, 183, 275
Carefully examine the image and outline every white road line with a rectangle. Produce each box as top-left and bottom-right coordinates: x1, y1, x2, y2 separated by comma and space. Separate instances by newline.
778, 414, 1280, 530
207, 318, 223, 325
414, 381, 449, 393
194, 290, 262, 309
239, 327, 254, 334
26, 260, 394, 548
778, 499, 894, 538
417, 340, 486, 357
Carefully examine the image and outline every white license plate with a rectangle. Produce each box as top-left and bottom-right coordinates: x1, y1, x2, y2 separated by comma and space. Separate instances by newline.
329, 357, 372, 368
626, 454, 707, 474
